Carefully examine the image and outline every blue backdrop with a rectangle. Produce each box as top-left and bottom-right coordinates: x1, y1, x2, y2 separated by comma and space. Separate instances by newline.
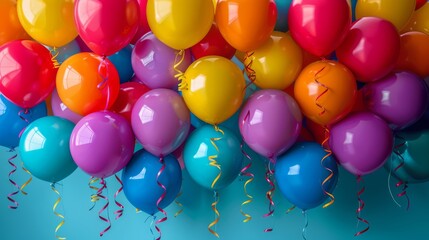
1, 145, 429, 239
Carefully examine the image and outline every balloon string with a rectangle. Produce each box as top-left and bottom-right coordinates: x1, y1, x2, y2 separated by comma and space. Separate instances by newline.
354, 175, 369, 236
208, 191, 220, 238
209, 125, 224, 189
18, 109, 30, 137
97, 56, 110, 111
88, 177, 100, 211
286, 205, 296, 214
173, 50, 187, 91
155, 157, 167, 240
321, 127, 334, 208
393, 135, 410, 210
263, 158, 275, 233
240, 143, 254, 223
113, 174, 124, 220
314, 66, 328, 116
302, 210, 308, 240
51, 183, 66, 240
174, 191, 184, 217
20, 163, 32, 196
7, 149, 19, 209
50, 47, 60, 68
243, 51, 256, 90
97, 178, 111, 237
147, 215, 156, 240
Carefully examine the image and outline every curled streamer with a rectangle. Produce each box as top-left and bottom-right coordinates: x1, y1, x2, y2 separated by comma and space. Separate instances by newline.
321, 128, 334, 208
209, 125, 224, 189
88, 177, 100, 211
50, 47, 61, 68
243, 51, 256, 90
264, 158, 275, 218
286, 205, 296, 214
51, 183, 66, 240
20, 164, 32, 196
173, 50, 187, 91
18, 109, 30, 137
97, 178, 111, 237
208, 191, 220, 238
393, 136, 410, 210
355, 175, 370, 236
97, 57, 111, 111
114, 174, 124, 220
7, 149, 19, 209
174, 191, 184, 218
240, 143, 254, 223
302, 210, 308, 240
314, 66, 329, 116
155, 157, 168, 240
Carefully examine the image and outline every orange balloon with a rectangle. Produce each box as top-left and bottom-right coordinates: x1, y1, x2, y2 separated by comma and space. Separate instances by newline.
294, 60, 357, 126
0, 0, 31, 46
215, 0, 277, 52
56, 53, 120, 116
396, 31, 429, 78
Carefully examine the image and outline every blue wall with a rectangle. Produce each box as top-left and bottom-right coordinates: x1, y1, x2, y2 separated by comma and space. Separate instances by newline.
1, 145, 429, 239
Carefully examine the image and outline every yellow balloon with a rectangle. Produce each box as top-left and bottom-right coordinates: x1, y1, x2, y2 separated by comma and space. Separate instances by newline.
356, 0, 416, 31
403, 2, 429, 35
147, 0, 214, 50
244, 31, 303, 90
17, 0, 77, 47
181, 56, 245, 125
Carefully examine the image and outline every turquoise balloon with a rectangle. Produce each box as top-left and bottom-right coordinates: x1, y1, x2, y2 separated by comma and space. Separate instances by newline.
108, 45, 134, 83
274, 0, 293, 31
19, 116, 77, 183
48, 39, 81, 64
184, 125, 242, 190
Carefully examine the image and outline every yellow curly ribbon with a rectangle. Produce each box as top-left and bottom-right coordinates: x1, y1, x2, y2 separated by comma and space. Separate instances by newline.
321, 127, 334, 208
51, 183, 66, 240
240, 143, 254, 223
173, 50, 187, 91
174, 191, 184, 217
88, 177, 100, 210
20, 164, 32, 195
209, 125, 224, 189
208, 191, 220, 238
50, 47, 60, 69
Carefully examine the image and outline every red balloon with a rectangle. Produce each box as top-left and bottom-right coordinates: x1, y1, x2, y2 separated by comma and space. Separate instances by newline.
74, 0, 140, 56
110, 82, 151, 122
336, 17, 400, 82
288, 0, 351, 57
131, 0, 150, 44
191, 23, 236, 60
0, 40, 57, 108
416, 0, 427, 9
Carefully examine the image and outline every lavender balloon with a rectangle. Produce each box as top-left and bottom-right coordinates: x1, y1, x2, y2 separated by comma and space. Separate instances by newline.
330, 112, 393, 176
131, 88, 190, 157
239, 89, 302, 158
362, 71, 429, 130
70, 111, 135, 178
131, 32, 192, 90
51, 88, 82, 124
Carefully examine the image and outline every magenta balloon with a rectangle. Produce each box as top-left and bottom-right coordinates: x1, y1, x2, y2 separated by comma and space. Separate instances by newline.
131, 88, 190, 157
239, 89, 302, 158
131, 32, 193, 90
362, 71, 429, 130
330, 112, 393, 176
336, 17, 400, 82
70, 111, 135, 178
51, 89, 82, 124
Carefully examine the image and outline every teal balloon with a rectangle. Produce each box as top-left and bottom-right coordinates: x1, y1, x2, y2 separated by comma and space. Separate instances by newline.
49, 40, 81, 64
275, 142, 339, 210
184, 125, 242, 190
274, 0, 292, 31
108, 45, 134, 83
386, 127, 429, 183
19, 116, 77, 183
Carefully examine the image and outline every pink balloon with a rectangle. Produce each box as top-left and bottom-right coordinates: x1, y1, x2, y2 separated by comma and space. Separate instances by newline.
131, 89, 190, 157
74, 0, 140, 56
288, 0, 351, 57
336, 17, 400, 82
239, 89, 302, 158
70, 111, 135, 178
51, 89, 83, 124
130, 0, 150, 44
330, 112, 393, 176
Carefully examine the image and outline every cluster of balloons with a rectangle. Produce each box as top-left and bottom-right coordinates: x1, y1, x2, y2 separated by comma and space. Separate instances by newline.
1, 0, 429, 232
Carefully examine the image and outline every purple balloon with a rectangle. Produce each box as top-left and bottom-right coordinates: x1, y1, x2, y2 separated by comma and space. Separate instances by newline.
70, 111, 135, 178
239, 89, 302, 158
51, 89, 82, 124
131, 32, 192, 90
330, 112, 393, 176
362, 71, 429, 130
131, 88, 190, 157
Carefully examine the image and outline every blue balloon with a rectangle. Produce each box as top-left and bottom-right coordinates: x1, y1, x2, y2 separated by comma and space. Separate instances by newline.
351, 0, 357, 21
19, 116, 77, 183
49, 40, 81, 64
184, 125, 242, 190
0, 94, 47, 149
108, 45, 134, 83
122, 149, 182, 215
274, 0, 293, 32
275, 142, 339, 210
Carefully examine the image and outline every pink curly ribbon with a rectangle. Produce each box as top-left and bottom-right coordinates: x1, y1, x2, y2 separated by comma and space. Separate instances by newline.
155, 157, 167, 240
7, 149, 19, 209
314, 66, 328, 116
263, 157, 276, 232
97, 56, 111, 111
240, 143, 254, 223
114, 174, 124, 220
97, 178, 111, 237
354, 175, 369, 236
393, 135, 410, 210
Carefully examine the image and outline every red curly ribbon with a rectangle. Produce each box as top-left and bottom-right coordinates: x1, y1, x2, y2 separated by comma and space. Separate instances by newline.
88, 177, 100, 211
354, 175, 370, 236
97, 56, 111, 111
97, 178, 111, 237
314, 66, 329, 116
174, 191, 184, 218
7, 149, 19, 209
321, 127, 335, 208
392, 135, 410, 210
240, 143, 254, 223
208, 191, 220, 238
243, 51, 256, 90
302, 210, 308, 240
113, 174, 124, 220
155, 157, 167, 240
173, 50, 187, 91
51, 183, 66, 240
